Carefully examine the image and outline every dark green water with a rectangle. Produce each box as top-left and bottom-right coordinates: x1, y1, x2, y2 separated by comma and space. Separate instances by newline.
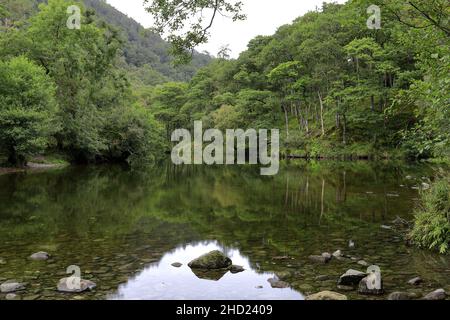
0, 161, 449, 300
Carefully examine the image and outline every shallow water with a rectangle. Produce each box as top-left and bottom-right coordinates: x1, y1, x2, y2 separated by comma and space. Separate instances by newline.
0, 161, 449, 300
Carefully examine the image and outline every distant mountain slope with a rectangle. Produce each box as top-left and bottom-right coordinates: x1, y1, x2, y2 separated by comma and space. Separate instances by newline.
82, 0, 212, 82
18, 0, 211, 83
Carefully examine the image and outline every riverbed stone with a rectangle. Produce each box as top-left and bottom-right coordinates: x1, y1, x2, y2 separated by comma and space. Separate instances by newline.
0, 258, 6, 265
267, 277, 289, 289
171, 262, 183, 268
306, 291, 347, 300
422, 289, 446, 300
0, 281, 26, 293
5, 293, 20, 300
337, 285, 355, 292
408, 277, 423, 286
388, 292, 414, 300
338, 269, 367, 286
29, 252, 50, 261
57, 278, 97, 293
357, 260, 370, 267
332, 250, 342, 258
358, 273, 383, 295
188, 251, 232, 270
309, 253, 332, 264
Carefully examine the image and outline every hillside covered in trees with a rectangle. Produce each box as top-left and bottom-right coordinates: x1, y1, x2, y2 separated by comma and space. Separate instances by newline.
147, 0, 449, 160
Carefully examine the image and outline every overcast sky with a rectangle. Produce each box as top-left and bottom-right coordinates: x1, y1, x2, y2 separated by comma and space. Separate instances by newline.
106, 0, 347, 58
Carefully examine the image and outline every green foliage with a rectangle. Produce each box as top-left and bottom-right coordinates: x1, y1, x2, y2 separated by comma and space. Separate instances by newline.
0, 56, 58, 166
143, 0, 245, 64
411, 174, 450, 254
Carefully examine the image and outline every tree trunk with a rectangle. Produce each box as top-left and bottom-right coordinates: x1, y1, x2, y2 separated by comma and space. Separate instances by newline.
283, 104, 289, 138
342, 114, 347, 145
318, 91, 325, 136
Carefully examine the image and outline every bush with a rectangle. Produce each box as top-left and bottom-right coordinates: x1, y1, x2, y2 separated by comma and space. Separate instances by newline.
410, 174, 450, 254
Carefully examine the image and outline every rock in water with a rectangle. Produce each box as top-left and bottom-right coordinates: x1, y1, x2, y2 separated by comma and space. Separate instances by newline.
408, 277, 423, 286
388, 292, 414, 300
332, 250, 342, 258
0, 281, 26, 293
188, 250, 232, 269
57, 278, 96, 293
5, 293, 20, 300
357, 260, 369, 267
306, 291, 347, 300
229, 265, 245, 274
171, 262, 183, 268
29, 252, 50, 261
358, 273, 383, 295
309, 253, 332, 264
338, 269, 367, 286
267, 277, 289, 289
0, 258, 6, 265
422, 289, 446, 300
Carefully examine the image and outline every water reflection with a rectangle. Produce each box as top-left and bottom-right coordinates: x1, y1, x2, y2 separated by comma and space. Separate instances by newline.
110, 241, 304, 300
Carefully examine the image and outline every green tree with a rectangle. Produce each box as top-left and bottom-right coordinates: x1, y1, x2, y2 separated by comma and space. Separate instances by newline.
0, 56, 58, 166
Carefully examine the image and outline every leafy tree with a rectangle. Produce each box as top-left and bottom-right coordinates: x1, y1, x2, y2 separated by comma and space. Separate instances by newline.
0, 56, 58, 166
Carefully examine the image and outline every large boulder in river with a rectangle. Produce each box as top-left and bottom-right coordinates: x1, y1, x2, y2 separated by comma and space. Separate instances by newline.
338, 269, 367, 286
306, 291, 347, 300
188, 250, 232, 270
57, 277, 96, 293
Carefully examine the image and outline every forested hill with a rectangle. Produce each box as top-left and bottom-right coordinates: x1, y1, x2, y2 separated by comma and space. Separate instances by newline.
81, 0, 212, 82
17, 0, 212, 83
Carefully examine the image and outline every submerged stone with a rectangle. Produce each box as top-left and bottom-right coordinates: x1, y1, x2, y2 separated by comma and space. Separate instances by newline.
0, 281, 26, 293
29, 252, 50, 261
306, 291, 347, 300
267, 277, 289, 289
57, 278, 96, 293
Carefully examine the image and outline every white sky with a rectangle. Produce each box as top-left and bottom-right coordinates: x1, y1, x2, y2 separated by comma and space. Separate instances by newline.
105, 0, 347, 58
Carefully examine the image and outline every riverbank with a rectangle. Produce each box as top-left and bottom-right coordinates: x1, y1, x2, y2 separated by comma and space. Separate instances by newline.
0, 155, 70, 176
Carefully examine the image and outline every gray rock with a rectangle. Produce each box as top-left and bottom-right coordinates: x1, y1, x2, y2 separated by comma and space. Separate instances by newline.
171, 262, 183, 268
422, 289, 446, 300
229, 265, 245, 274
357, 260, 370, 267
358, 273, 384, 295
5, 293, 20, 300
388, 292, 414, 300
309, 253, 332, 264
332, 250, 342, 258
306, 291, 347, 300
338, 269, 367, 286
29, 252, 50, 261
0, 281, 26, 293
57, 278, 96, 293
267, 277, 289, 289
188, 251, 232, 270
408, 277, 423, 286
